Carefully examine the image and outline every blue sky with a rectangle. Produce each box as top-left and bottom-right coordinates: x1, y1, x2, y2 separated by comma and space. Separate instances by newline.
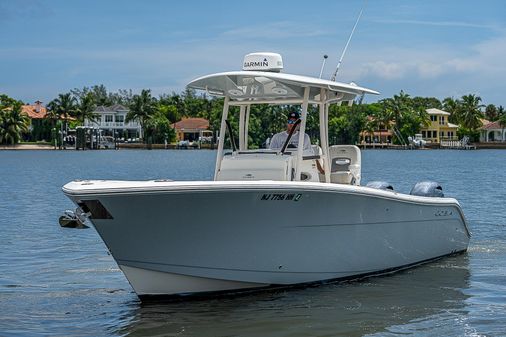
1, 0, 506, 106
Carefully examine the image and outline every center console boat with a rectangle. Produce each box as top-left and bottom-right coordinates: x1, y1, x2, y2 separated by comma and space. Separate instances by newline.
62, 52, 470, 299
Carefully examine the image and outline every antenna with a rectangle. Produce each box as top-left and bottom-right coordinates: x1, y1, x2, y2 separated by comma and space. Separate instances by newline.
331, 1, 367, 81
319, 54, 328, 79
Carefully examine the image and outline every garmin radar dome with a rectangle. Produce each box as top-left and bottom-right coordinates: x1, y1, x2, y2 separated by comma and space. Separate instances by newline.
242, 52, 283, 72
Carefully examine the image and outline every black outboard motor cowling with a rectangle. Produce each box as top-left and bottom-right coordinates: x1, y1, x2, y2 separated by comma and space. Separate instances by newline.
366, 181, 394, 191
410, 181, 444, 197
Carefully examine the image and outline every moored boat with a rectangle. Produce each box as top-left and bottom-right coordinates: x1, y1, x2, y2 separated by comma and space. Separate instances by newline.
62, 52, 470, 299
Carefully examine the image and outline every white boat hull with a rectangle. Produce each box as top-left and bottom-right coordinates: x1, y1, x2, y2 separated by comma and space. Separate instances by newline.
63, 180, 470, 298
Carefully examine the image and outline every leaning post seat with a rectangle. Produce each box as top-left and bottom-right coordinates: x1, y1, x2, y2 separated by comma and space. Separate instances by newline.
328, 145, 361, 185
216, 152, 294, 181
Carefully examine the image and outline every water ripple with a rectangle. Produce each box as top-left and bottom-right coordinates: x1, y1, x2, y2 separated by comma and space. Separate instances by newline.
0, 149, 505, 336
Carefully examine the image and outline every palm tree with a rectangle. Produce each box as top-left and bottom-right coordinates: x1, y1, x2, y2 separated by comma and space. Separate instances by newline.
442, 97, 461, 124
376, 106, 393, 144
498, 113, 506, 142
363, 118, 376, 143
44, 106, 60, 130
497, 105, 505, 118
126, 89, 157, 140
157, 103, 179, 123
0, 101, 29, 145
380, 91, 412, 144
75, 92, 98, 125
458, 94, 484, 130
47, 93, 77, 129
484, 104, 498, 121
385, 91, 411, 126
417, 107, 431, 129
47, 93, 77, 147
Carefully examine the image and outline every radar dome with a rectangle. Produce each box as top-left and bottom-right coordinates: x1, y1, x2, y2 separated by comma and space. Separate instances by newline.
242, 52, 283, 72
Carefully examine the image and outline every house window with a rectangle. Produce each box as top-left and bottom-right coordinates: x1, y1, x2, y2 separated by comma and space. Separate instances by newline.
115, 115, 124, 123
439, 116, 445, 125
432, 131, 437, 138
105, 115, 113, 122
422, 131, 426, 138
448, 131, 454, 138
430, 115, 437, 122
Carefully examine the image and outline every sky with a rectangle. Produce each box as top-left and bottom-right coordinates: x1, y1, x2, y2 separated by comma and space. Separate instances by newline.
1, 0, 506, 106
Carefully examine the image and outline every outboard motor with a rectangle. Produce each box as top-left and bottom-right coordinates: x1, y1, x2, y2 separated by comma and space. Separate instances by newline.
410, 181, 444, 197
366, 181, 394, 191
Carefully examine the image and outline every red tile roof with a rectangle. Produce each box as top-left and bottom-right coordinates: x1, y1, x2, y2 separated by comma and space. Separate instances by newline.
360, 130, 393, 136
172, 117, 209, 131
481, 121, 505, 130
22, 102, 47, 119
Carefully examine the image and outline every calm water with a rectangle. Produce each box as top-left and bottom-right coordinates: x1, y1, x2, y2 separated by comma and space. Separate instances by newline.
0, 149, 505, 337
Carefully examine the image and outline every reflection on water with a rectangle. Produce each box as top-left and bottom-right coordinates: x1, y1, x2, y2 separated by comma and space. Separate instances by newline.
121, 255, 470, 337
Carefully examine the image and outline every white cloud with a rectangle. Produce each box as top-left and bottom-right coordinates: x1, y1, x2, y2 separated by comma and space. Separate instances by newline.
469, 35, 506, 72
416, 62, 445, 78
373, 19, 499, 31
220, 21, 328, 40
341, 32, 506, 80
446, 58, 479, 73
3, 16, 506, 105
313, 30, 506, 104
360, 61, 408, 80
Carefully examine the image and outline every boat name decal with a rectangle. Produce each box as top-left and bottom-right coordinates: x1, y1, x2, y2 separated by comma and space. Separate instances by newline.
260, 193, 302, 201
435, 209, 453, 217
244, 59, 269, 68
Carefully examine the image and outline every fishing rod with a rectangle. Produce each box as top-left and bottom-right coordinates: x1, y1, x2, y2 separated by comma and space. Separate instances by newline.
330, 0, 367, 81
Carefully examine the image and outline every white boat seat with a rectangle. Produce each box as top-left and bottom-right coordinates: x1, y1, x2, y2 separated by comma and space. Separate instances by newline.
330, 157, 353, 184
331, 157, 351, 172
217, 152, 294, 181
328, 145, 361, 185
330, 171, 355, 184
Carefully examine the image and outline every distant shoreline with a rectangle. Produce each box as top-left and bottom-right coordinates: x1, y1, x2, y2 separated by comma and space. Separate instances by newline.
1, 143, 505, 150
0, 143, 216, 150
0, 144, 54, 150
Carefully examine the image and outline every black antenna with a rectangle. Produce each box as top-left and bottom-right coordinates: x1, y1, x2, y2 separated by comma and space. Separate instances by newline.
331, 1, 367, 81
280, 119, 302, 154
319, 54, 328, 79
225, 120, 237, 152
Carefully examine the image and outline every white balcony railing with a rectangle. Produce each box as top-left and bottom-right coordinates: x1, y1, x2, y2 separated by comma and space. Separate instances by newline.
84, 121, 140, 128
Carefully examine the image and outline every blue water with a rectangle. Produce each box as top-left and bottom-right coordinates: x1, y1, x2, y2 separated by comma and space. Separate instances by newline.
0, 149, 505, 336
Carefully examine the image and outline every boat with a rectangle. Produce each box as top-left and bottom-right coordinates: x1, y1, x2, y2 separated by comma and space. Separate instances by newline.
62, 52, 470, 299
408, 133, 427, 148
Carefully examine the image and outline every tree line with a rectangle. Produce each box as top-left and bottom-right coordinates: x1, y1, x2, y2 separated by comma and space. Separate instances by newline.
0, 94, 29, 145
2, 84, 506, 146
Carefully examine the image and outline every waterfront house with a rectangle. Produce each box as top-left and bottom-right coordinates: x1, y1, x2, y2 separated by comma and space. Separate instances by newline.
420, 108, 459, 143
480, 120, 506, 142
359, 116, 393, 144
83, 104, 141, 141
172, 117, 213, 142
22, 101, 50, 141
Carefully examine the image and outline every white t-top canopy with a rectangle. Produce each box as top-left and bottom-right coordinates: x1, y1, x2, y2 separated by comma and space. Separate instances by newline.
187, 71, 379, 103
187, 66, 379, 183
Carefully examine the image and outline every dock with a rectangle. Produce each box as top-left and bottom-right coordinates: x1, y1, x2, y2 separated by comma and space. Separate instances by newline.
358, 143, 403, 149
439, 136, 476, 150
